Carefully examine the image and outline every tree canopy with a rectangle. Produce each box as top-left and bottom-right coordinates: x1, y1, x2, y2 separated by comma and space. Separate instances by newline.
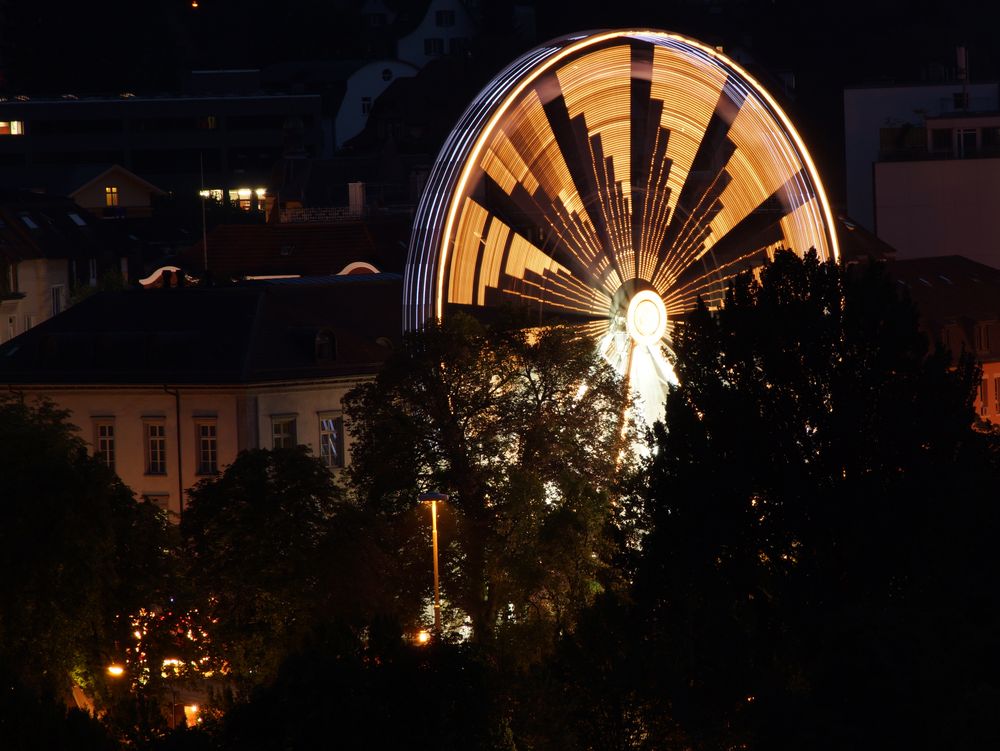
624, 251, 1000, 749
345, 314, 641, 649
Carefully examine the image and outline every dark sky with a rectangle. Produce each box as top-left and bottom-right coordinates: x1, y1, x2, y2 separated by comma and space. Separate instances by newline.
2, 0, 997, 200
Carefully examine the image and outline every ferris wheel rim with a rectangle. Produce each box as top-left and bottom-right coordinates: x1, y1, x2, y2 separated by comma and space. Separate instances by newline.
403, 28, 840, 333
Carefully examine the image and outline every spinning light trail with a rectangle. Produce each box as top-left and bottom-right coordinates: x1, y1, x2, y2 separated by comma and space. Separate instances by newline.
405, 29, 838, 425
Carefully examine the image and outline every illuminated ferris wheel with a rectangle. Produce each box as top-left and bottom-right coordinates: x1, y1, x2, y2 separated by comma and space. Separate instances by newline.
404, 30, 839, 424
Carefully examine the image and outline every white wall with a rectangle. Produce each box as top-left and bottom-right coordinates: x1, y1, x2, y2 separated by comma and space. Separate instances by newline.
843, 82, 999, 231
874, 157, 1000, 268
396, 0, 476, 68
335, 59, 418, 148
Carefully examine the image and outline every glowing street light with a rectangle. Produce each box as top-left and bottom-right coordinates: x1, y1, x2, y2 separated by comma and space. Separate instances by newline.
419, 492, 448, 635
106, 663, 125, 677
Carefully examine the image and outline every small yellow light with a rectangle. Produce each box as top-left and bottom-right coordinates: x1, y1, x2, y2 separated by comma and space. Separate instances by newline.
107, 664, 125, 677
191, 0, 199, 7
416, 630, 431, 645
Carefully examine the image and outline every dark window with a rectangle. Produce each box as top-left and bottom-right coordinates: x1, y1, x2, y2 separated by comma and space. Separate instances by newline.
424, 37, 444, 56
196, 422, 218, 475
145, 422, 167, 474
95, 421, 115, 470
362, 96, 373, 115
436, 9, 455, 27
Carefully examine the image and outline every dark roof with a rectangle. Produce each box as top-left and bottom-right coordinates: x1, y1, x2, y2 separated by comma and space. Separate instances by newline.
180, 218, 410, 278
0, 191, 104, 262
836, 215, 897, 262
888, 255, 1000, 323
0, 276, 403, 385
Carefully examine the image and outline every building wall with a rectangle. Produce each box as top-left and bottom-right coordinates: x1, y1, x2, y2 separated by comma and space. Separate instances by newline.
1, 258, 69, 343
875, 158, 1000, 268
843, 82, 999, 231
335, 60, 418, 148
396, 0, 476, 68
11, 376, 369, 520
72, 171, 157, 215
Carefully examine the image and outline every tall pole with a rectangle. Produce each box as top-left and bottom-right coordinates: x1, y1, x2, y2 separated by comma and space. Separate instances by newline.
431, 499, 441, 634
419, 492, 449, 636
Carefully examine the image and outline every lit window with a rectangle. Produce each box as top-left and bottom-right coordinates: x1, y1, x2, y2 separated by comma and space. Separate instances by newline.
105, 186, 119, 207
319, 415, 345, 469
95, 420, 115, 471
0, 121, 24, 135
435, 9, 455, 27
272, 416, 297, 449
145, 421, 167, 474
424, 37, 444, 56
196, 422, 218, 475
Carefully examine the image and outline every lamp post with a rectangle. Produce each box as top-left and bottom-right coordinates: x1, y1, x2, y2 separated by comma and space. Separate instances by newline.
419, 492, 448, 635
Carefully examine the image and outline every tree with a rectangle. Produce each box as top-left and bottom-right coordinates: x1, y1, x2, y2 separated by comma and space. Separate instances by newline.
0, 395, 173, 721
344, 313, 640, 649
631, 251, 1000, 748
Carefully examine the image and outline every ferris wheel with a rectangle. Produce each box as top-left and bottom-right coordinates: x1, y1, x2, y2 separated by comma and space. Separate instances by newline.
404, 29, 839, 425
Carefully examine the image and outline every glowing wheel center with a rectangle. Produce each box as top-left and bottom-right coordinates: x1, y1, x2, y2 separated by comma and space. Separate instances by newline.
625, 290, 667, 346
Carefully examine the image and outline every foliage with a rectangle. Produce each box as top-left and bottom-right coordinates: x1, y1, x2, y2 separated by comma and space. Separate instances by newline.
181, 447, 339, 686
629, 251, 999, 748
344, 313, 640, 648
0, 395, 173, 703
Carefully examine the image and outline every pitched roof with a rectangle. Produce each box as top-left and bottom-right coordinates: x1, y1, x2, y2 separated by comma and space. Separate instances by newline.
0, 190, 104, 262
887, 255, 1000, 324
180, 218, 409, 278
0, 275, 403, 385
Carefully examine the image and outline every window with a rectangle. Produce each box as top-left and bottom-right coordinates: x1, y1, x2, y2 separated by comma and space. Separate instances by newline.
20, 214, 38, 229
995, 376, 1000, 414
142, 493, 170, 513
315, 330, 335, 362
2, 261, 16, 296
319, 415, 345, 469
381, 68, 393, 82
145, 421, 167, 474
88, 258, 98, 286
68, 212, 87, 227
94, 420, 115, 470
105, 185, 119, 207
0, 121, 24, 135
272, 416, 297, 449
5, 316, 14, 341
957, 128, 977, 158
976, 323, 991, 353
979, 379, 989, 416
51, 285, 64, 317
424, 37, 444, 56
435, 9, 455, 27
196, 421, 218, 475
361, 96, 373, 115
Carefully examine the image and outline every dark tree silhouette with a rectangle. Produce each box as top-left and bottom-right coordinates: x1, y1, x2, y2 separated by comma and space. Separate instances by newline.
628, 251, 1000, 749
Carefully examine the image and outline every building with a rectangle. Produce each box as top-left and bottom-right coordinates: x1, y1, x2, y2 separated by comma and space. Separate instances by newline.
888, 255, 1000, 424
844, 80, 1000, 267
0, 190, 126, 344
0, 91, 324, 204
0, 275, 402, 518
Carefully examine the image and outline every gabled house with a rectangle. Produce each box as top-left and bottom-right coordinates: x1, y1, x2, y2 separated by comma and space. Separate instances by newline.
0, 191, 122, 344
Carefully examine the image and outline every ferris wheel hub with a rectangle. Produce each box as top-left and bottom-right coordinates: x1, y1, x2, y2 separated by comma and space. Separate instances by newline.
625, 289, 667, 346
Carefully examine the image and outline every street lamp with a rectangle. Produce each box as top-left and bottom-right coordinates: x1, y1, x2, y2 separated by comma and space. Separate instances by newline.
419, 492, 448, 635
